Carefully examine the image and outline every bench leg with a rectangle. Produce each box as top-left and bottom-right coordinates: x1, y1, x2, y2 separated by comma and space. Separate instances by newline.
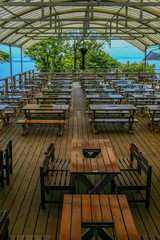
22, 124, 28, 136
129, 122, 134, 134
92, 122, 98, 134
154, 121, 159, 133
57, 124, 64, 136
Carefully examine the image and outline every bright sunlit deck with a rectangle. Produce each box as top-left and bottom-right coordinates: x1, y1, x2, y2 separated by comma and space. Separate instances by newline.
0, 81, 160, 239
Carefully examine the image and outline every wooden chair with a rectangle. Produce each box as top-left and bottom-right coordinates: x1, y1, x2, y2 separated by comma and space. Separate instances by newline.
0, 140, 12, 186
116, 142, 140, 171
5, 140, 13, 185
0, 210, 51, 240
40, 143, 75, 209
111, 143, 152, 208
0, 151, 4, 188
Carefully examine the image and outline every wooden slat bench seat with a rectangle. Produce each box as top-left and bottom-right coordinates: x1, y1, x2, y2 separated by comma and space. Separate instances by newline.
0, 210, 51, 240
86, 110, 129, 115
111, 151, 152, 208
17, 119, 66, 136
40, 143, 75, 209
30, 110, 64, 115
89, 118, 138, 124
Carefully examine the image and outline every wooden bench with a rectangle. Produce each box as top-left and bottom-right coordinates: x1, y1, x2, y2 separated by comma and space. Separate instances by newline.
0, 140, 12, 186
0, 210, 51, 240
17, 119, 66, 136
40, 143, 75, 209
111, 146, 152, 208
89, 118, 138, 133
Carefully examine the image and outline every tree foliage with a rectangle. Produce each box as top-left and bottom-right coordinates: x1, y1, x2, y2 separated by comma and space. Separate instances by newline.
24, 38, 120, 71
24, 38, 156, 73
0, 50, 10, 63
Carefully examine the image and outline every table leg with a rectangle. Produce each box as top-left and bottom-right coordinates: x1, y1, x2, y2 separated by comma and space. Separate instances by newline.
0, 110, 7, 126
89, 174, 116, 194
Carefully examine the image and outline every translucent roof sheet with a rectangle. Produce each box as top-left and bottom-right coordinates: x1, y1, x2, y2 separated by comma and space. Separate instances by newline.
0, 0, 160, 51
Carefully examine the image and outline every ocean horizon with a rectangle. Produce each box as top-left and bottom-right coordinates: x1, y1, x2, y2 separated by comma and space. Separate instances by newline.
0, 58, 160, 80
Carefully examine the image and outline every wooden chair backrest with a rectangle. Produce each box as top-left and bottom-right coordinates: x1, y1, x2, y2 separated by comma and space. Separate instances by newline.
137, 153, 152, 176
129, 143, 139, 168
5, 140, 12, 165
42, 143, 55, 175
0, 151, 3, 177
0, 210, 9, 240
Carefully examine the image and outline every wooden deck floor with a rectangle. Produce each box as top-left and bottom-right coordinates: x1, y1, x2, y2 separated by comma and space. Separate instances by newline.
0, 82, 160, 239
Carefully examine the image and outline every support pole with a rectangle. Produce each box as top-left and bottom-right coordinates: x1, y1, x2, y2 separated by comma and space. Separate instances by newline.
9, 45, 12, 76
144, 46, 147, 73
21, 47, 23, 73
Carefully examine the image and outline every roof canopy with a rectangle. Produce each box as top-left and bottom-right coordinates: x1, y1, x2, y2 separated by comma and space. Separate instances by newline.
0, 0, 160, 51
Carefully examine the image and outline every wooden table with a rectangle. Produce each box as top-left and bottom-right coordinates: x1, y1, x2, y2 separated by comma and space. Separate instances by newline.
132, 93, 160, 116
89, 104, 137, 133
0, 105, 8, 127
34, 94, 71, 104
22, 104, 69, 120
146, 105, 160, 132
86, 94, 123, 106
0, 95, 22, 109
70, 139, 120, 194
59, 194, 140, 240
123, 88, 155, 103
41, 88, 72, 95
84, 88, 115, 94
47, 83, 72, 89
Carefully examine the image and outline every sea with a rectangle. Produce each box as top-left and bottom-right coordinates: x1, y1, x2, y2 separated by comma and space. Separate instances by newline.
0, 58, 160, 81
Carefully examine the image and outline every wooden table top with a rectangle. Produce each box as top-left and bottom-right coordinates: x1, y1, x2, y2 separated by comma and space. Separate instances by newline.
131, 93, 160, 99
86, 94, 123, 99
41, 88, 72, 93
146, 105, 160, 111
85, 88, 115, 92
0, 95, 22, 99
70, 139, 120, 174
22, 104, 69, 111
35, 94, 71, 99
59, 194, 140, 240
123, 88, 155, 92
0, 89, 31, 93
89, 104, 137, 111
0, 105, 8, 110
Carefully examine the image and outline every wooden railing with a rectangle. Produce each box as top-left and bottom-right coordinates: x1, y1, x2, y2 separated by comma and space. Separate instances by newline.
0, 69, 35, 91
0, 68, 159, 90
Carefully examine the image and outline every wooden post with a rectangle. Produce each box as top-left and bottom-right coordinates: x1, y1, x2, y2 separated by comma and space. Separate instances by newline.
5, 78, 8, 92
72, 69, 74, 82
94, 69, 96, 79
19, 74, 22, 88
52, 69, 54, 83
116, 69, 118, 78
13, 76, 16, 88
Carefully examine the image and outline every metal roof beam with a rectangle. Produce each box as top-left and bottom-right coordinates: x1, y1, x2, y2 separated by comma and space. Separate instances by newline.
0, 1, 160, 7
0, 17, 159, 22
4, 26, 158, 30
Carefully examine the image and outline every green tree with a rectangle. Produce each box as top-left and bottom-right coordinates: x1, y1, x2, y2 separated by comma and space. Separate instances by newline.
0, 50, 10, 63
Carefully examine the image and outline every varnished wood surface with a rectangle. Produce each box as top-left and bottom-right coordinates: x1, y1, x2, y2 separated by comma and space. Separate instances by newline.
0, 82, 160, 239
59, 194, 140, 240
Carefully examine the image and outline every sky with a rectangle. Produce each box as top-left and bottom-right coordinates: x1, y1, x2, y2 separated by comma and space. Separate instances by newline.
0, 40, 146, 60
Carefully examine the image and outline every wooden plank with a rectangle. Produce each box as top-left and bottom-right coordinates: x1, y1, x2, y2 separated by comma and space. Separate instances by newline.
99, 140, 113, 172
70, 140, 77, 173
82, 195, 92, 223
118, 195, 140, 240
59, 195, 72, 240
91, 195, 102, 223
77, 140, 84, 173
109, 195, 128, 240
71, 195, 81, 240
99, 195, 113, 224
